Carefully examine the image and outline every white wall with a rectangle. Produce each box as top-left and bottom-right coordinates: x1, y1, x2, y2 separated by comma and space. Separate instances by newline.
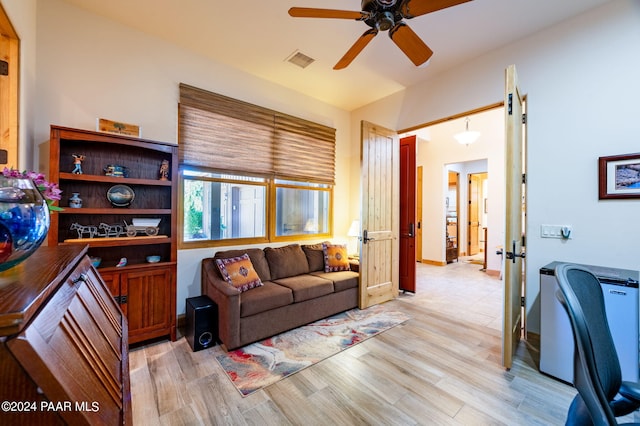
353, 0, 640, 333
30, 0, 353, 315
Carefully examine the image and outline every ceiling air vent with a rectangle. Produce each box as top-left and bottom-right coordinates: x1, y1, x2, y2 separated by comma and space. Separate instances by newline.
285, 50, 315, 69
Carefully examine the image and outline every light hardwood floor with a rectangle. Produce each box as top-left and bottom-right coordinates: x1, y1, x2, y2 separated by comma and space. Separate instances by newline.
130, 260, 636, 425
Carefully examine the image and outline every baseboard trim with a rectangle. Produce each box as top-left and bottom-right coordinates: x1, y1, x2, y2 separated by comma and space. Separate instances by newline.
422, 259, 447, 266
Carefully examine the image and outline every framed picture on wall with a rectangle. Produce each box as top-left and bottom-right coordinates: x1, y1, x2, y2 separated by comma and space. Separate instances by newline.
598, 153, 640, 199
96, 118, 141, 137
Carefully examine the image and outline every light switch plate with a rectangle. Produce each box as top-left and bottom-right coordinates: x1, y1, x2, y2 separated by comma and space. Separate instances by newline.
541, 224, 572, 239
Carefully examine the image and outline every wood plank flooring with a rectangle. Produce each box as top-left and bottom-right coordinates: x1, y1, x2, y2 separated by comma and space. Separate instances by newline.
130, 260, 637, 425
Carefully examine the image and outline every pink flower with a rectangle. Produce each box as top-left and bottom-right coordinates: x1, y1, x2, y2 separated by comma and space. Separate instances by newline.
2, 167, 63, 210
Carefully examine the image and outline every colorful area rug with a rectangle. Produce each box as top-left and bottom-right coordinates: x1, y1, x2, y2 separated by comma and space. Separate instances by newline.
215, 305, 410, 396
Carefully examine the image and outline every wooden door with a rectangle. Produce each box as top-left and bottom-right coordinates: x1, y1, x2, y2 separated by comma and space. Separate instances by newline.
446, 171, 459, 263
359, 121, 399, 308
503, 64, 526, 369
124, 266, 175, 344
399, 136, 416, 292
0, 4, 19, 167
416, 166, 423, 263
468, 173, 482, 255
101, 271, 127, 315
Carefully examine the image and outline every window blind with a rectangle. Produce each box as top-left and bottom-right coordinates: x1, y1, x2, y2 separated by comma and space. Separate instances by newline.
179, 83, 336, 184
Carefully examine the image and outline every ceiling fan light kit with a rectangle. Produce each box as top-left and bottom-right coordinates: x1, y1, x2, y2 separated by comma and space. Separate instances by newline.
288, 0, 472, 69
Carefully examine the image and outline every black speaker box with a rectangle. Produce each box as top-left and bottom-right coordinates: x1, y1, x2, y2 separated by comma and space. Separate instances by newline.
185, 296, 218, 352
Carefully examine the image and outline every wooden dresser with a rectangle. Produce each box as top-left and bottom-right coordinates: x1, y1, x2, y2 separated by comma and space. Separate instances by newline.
0, 245, 131, 425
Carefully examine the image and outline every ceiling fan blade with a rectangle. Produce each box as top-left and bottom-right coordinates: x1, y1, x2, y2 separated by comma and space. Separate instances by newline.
389, 23, 433, 66
400, 0, 472, 19
288, 7, 366, 20
334, 29, 378, 70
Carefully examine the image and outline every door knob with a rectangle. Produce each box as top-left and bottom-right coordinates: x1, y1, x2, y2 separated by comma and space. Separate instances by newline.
363, 229, 375, 244
504, 240, 525, 263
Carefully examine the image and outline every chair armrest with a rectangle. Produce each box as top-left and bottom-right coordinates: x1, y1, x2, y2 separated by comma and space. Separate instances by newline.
619, 381, 640, 403
201, 258, 239, 297
201, 258, 242, 350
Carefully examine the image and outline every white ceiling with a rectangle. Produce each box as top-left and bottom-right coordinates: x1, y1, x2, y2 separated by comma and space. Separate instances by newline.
60, 0, 613, 111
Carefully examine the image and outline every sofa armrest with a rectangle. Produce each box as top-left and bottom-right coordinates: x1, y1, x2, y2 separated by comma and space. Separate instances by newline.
201, 258, 242, 350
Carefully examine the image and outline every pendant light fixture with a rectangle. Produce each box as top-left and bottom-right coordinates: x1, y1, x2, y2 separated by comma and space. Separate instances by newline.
454, 117, 480, 146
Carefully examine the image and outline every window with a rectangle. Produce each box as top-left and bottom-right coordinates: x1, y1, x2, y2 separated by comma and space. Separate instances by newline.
178, 84, 336, 248
274, 180, 330, 237
182, 171, 267, 245
181, 172, 332, 247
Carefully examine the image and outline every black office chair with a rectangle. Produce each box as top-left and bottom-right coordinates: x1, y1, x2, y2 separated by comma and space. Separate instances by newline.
554, 263, 640, 425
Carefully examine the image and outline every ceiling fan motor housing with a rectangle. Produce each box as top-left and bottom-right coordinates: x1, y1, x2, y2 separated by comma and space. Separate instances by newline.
362, 0, 404, 31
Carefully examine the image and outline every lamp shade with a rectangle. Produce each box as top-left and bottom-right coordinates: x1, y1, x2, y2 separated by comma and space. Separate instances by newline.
347, 220, 360, 237
454, 130, 481, 145
454, 117, 480, 146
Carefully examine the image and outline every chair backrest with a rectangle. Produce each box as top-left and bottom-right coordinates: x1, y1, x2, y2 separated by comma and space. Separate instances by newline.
555, 263, 621, 426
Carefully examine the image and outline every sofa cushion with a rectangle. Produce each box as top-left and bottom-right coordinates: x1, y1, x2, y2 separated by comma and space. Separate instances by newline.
322, 243, 350, 272
272, 274, 334, 303
264, 244, 309, 280
214, 248, 271, 282
215, 254, 263, 292
310, 270, 359, 293
302, 242, 328, 272
240, 281, 293, 317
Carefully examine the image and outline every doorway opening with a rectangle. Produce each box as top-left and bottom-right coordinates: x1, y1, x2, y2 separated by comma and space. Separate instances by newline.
445, 162, 489, 270
402, 106, 504, 276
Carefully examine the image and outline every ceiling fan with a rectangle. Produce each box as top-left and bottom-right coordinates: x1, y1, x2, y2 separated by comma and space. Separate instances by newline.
288, 0, 472, 70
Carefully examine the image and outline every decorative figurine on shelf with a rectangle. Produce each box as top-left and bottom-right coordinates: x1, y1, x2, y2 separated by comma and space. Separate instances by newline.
159, 160, 170, 181
103, 164, 129, 178
116, 257, 127, 267
71, 154, 85, 174
68, 192, 82, 208
70, 222, 98, 239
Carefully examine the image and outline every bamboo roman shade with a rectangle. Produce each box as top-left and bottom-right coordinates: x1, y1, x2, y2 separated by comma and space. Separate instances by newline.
179, 84, 336, 184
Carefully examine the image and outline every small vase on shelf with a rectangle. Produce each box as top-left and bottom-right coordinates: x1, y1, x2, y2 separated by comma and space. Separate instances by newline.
69, 192, 82, 208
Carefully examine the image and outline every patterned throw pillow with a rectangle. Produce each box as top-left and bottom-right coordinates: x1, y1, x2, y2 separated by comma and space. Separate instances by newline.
322, 243, 350, 272
215, 254, 263, 292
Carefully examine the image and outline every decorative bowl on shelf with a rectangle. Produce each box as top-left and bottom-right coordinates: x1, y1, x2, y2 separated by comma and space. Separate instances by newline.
89, 256, 102, 268
0, 176, 50, 272
106, 184, 135, 207
132, 218, 161, 227
146, 255, 161, 263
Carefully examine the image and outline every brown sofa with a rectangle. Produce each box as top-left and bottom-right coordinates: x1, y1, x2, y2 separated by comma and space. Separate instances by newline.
201, 243, 359, 350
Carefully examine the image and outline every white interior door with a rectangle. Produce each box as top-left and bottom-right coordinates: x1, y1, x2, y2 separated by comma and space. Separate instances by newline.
359, 121, 399, 308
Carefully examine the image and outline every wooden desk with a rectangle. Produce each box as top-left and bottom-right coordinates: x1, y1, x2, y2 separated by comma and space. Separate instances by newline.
0, 245, 131, 425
